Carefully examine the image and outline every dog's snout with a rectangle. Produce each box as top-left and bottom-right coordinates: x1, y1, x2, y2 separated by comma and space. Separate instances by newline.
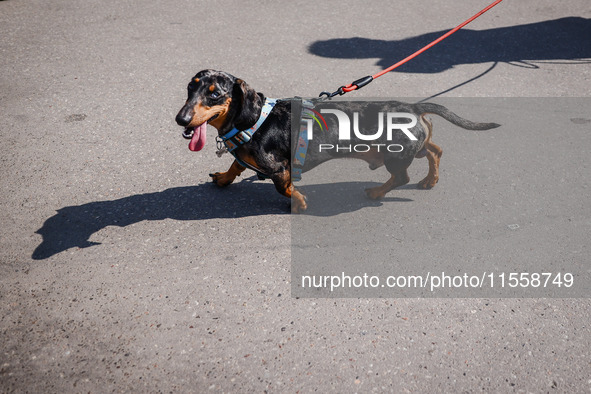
176, 106, 193, 127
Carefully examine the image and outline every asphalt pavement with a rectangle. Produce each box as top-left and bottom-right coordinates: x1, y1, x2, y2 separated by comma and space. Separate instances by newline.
1, 0, 590, 392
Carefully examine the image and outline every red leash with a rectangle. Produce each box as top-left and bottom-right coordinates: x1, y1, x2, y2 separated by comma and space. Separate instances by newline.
320, 0, 504, 98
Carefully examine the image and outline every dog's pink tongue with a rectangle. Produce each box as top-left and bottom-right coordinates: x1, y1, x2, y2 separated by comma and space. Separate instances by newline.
188, 123, 207, 151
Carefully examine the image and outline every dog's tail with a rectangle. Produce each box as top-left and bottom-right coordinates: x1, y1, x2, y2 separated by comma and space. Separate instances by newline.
416, 102, 500, 130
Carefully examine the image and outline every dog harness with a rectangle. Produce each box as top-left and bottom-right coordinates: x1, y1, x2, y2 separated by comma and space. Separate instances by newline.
216, 97, 315, 182
291, 99, 316, 182
217, 98, 277, 179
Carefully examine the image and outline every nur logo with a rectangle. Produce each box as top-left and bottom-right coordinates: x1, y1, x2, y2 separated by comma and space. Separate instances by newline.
302, 108, 418, 153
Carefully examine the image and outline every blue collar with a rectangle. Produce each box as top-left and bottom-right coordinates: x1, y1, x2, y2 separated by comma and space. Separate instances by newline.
220, 98, 277, 152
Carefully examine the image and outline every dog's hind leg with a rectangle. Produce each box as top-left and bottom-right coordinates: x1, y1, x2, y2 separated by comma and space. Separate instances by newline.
210, 160, 246, 187
418, 140, 442, 189
417, 115, 443, 189
365, 160, 411, 200
270, 168, 307, 213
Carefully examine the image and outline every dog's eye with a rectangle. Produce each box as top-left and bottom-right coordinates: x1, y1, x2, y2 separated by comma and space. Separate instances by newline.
210, 91, 220, 99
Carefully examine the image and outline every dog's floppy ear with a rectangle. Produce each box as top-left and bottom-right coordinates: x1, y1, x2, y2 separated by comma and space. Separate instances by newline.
232, 78, 263, 130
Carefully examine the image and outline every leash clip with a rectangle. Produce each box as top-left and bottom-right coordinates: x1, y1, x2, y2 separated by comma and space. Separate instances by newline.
318, 75, 373, 100
319, 86, 346, 100
215, 136, 228, 157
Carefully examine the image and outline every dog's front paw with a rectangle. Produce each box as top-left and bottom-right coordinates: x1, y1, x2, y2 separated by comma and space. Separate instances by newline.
209, 171, 236, 187
291, 192, 308, 213
365, 186, 386, 200
291, 200, 308, 214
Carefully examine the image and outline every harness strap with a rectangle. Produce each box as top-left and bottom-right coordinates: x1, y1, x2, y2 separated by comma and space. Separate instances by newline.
233, 155, 267, 180
221, 98, 277, 153
292, 99, 317, 182
220, 98, 277, 179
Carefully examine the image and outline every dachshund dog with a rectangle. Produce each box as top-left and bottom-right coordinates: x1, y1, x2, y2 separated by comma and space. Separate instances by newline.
175, 70, 499, 212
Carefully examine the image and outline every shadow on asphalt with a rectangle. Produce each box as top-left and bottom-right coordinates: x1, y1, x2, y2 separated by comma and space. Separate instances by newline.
308, 17, 591, 73
32, 179, 415, 259
296, 182, 413, 217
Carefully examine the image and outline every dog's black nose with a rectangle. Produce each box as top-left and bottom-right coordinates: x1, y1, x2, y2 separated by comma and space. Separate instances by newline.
175, 107, 193, 127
